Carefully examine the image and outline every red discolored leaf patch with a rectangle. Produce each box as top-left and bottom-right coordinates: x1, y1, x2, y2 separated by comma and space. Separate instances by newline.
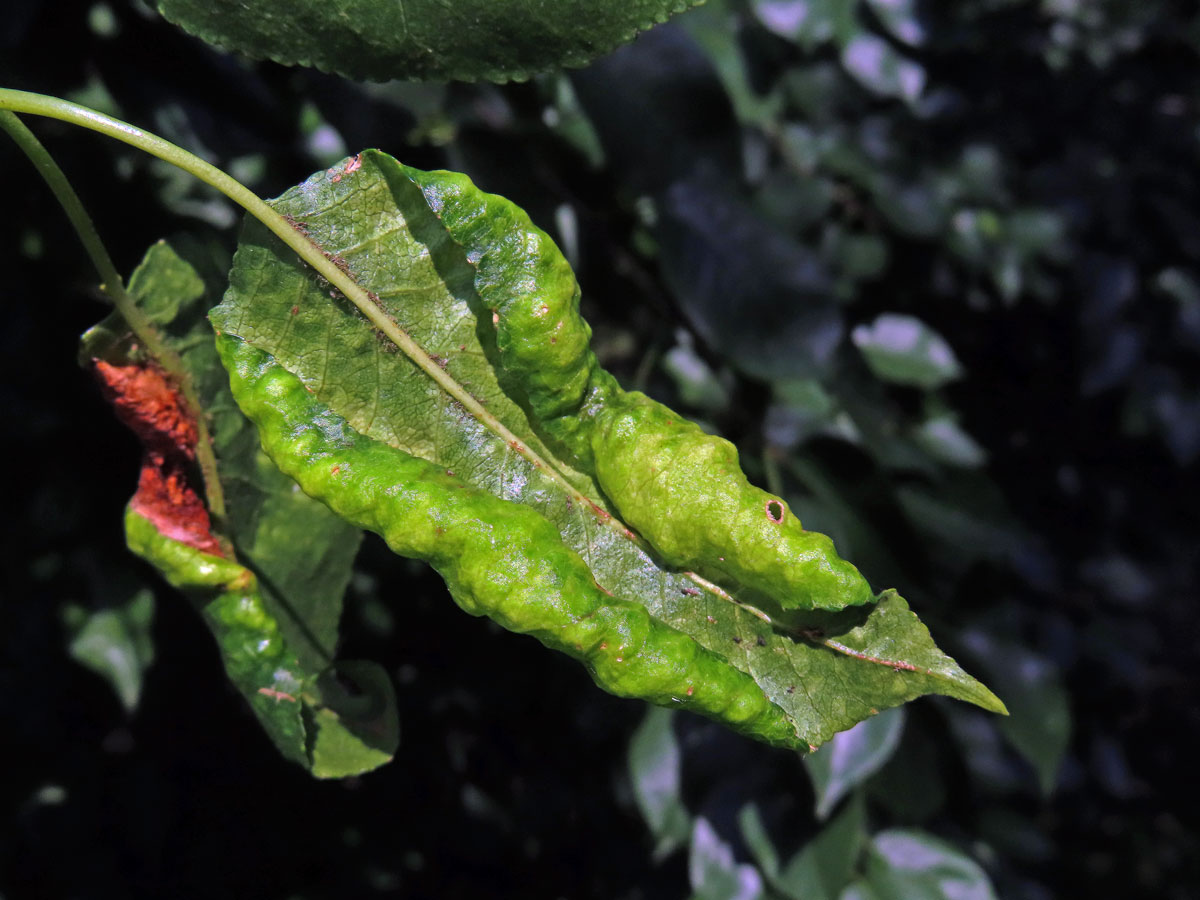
93, 359, 224, 557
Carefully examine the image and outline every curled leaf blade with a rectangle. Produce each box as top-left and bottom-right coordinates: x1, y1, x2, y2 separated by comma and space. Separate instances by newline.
213, 154, 1004, 751
84, 241, 396, 777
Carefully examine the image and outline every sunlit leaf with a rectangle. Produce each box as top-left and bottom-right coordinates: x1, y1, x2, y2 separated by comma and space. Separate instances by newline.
211, 151, 1004, 753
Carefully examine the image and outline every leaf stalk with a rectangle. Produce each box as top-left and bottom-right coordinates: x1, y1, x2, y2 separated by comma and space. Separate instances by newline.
0, 105, 229, 532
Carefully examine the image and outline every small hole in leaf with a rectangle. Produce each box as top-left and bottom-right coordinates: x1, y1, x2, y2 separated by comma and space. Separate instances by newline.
765, 499, 785, 523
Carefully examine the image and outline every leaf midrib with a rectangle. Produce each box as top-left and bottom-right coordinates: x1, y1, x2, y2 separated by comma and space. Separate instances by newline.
263, 158, 1001, 708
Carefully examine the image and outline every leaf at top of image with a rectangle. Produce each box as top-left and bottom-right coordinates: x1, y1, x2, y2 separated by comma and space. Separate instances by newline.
155, 0, 704, 83
212, 150, 1004, 754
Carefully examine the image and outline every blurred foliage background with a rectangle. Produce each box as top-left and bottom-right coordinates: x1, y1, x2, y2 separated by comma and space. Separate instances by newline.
2, 0, 1198, 897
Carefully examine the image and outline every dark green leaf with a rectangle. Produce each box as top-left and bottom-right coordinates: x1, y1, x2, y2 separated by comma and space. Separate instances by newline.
155, 0, 704, 83
751, 0, 857, 51
775, 792, 865, 900
63, 588, 155, 712
852, 314, 964, 389
737, 804, 781, 883
855, 829, 998, 900
805, 707, 905, 819
738, 794, 865, 900
864, 0, 926, 47
689, 817, 766, 900
629, 707, 691, 858
961, 631, 1070, 796
910, 416, 987, 468
840, 34, 925, 103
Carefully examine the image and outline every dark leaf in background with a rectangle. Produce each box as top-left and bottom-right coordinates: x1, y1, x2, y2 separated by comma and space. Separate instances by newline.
659, 176, 842, 380
6, 0, 1200, 897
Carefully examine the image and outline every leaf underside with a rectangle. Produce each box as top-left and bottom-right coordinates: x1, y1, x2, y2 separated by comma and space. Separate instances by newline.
155, 0, 703, 83
212, 152, 1004, 754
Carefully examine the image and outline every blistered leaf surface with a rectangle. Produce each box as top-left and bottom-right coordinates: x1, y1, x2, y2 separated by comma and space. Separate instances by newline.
83, 241, 395, 777
213, 152, 1004, 752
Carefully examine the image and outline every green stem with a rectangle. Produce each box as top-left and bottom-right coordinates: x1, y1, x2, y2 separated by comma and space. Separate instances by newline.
0, 89, 553, 499
0, 90, 650, 565
0, 111, 125, 297
0, 104, 229, 532
0, 90, 776, 628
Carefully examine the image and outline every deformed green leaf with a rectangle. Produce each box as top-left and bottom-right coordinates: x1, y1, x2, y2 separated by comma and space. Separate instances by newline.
212, 152, 1004, 753
82, 241, 395, 777
155, 0, 703, 83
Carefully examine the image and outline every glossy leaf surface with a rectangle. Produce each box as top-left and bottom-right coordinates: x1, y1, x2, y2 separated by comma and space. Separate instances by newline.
155, 0, 703, 83
213, 152, 1004, 752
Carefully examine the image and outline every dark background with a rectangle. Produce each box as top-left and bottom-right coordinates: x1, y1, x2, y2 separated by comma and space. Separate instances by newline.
2, 0, 1198, 897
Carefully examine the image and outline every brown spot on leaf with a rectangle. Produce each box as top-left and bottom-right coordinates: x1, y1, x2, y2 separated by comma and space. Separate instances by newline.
93, 359, 222, 557
765, 499, 785, 523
